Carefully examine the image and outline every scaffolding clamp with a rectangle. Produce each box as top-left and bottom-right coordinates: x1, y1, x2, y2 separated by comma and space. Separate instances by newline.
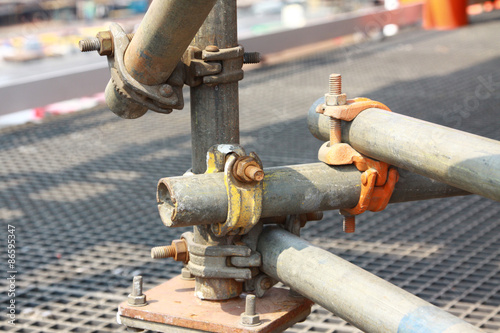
317, 96, 398, 233
107, 23, 185, 115
205, 145, 264, 237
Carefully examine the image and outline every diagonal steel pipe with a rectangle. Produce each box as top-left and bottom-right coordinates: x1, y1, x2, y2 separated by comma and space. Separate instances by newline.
257, 226, 483, 333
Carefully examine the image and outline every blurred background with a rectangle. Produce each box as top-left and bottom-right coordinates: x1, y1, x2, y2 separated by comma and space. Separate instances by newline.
0, 0, 424, 126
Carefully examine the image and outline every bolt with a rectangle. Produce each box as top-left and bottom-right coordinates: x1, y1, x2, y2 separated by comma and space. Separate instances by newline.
245, 294, 256, 316
205, 45, 219, 52
131, 276, 143, 296
233, 156, 265, 183
79, 38, 100, 52
127, 276, 147, 306
327, 74, 345, 145
241, 294, 261, 326
343, 215, 355, 233
329, 73, 342, 95
243, 52, 261, 64
244, 165, 264, 182
78, 33, 133, 54
151, 239, 188, 263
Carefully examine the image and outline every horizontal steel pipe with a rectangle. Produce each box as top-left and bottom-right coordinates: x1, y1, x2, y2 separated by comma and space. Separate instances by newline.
257, 226, 482, 333
157, 163, 467, 228
308, 98, 500, 202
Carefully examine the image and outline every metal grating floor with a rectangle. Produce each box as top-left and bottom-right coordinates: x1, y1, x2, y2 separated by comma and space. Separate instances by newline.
1, 11, 500, 333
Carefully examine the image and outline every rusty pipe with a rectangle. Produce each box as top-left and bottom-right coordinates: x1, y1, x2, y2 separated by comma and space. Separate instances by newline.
124, 0, 217, 85
157, 163, 468, 228
105, 0, 217, 118
308, 97, 500, 202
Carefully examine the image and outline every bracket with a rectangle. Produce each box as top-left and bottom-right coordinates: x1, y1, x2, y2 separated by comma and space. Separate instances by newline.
205, 145, 264, 237
182, 232, 254, 280
107, 23, 185, 114
317, 96, 399, 232
183, 45, 244, 87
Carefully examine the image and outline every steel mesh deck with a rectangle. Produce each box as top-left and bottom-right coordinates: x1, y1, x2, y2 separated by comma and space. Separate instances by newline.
1, 11, 500, 333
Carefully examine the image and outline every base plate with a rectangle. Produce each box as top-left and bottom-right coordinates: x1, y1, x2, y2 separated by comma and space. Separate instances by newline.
118, 275, 313, 333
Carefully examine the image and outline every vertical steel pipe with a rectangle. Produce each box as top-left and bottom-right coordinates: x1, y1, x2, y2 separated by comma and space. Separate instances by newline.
258, 227, 483, 333
308, 98, 500, 202
190, 0, 242, 300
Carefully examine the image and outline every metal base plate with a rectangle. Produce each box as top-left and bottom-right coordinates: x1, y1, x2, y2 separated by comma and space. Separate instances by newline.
118, 275, 313, 333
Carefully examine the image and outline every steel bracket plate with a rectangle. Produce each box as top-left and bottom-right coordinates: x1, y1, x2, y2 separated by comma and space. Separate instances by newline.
118, 275, 313, 333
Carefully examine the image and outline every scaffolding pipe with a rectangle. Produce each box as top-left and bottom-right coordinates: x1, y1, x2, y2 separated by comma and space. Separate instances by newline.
189, 0, 242, 300
105, 0, 217, 117
157, 163, 468, 228
308, 98, 500, 202
257, 226, 483, 333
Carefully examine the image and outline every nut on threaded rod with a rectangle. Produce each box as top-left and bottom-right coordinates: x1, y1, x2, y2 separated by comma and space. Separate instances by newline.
151, 239, 189, 263
78, 33, 134, 54
326, 74, 345, 144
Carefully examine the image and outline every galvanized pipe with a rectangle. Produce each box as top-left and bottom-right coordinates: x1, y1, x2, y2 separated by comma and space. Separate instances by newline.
157, 163, 468, 228
189, 0, 242, 300
257, 226, 483, 333
308, 98, 500, 202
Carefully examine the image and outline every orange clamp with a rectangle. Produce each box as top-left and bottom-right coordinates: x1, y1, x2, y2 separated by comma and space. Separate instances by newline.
317, 97, 399, 233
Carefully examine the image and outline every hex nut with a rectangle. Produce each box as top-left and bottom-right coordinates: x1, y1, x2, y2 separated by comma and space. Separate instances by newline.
172, 239, 188, 262
127, 294, 147, 306
233, 157, 262, 183
97, 31, 113, 56
324, 93, 347, 106
241, 313, 261, 326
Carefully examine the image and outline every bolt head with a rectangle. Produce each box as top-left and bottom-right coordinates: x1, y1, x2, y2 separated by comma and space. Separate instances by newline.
159, 84, 174, 98
325, 93, 347, 106
127, 294, 147, 306
206, 45, 220, 52
241, 313, 261, 326
260, 277, 272, 290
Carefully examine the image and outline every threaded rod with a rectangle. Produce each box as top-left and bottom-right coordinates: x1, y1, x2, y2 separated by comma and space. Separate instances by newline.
329, 74, 342, 94
343, 216, 355, 233
79, 38, 100, 52
244, 52, 261, 64
151, 245, 176, 259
